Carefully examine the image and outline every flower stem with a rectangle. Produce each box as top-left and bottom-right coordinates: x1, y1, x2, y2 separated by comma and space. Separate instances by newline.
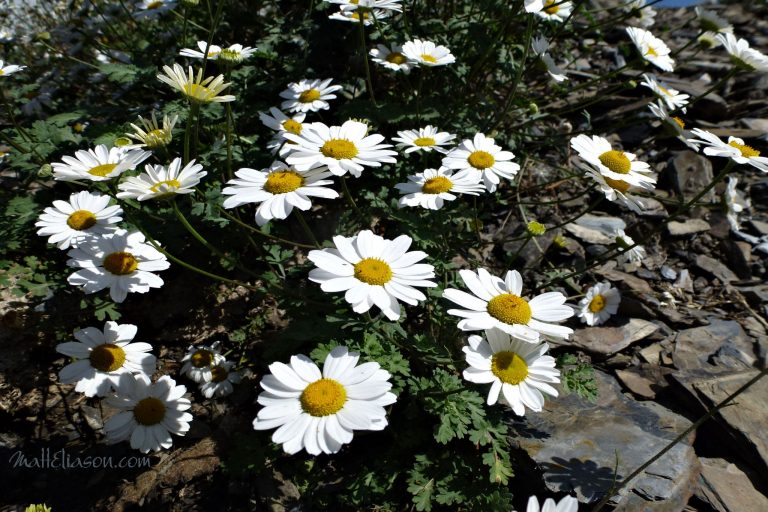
294, 210, 322, 249
357, 18, 378, 106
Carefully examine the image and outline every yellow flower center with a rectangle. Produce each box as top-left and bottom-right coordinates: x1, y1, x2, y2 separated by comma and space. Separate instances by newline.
729, 141, 760, 158
385, 52, 407, 64
145, 129, 169, 149
467, 150, 495, 170
413, 137, 436, 147
0, 70, 4, 76
352, 11, 371, 20
89, 344, 126, 372
422, 176, 453, 194
210, 365, 228, 383
672, 117, 685, 130
88, 163, 118, 177
490, 351, 529, 385
598, 150, 631, 174
66, 210, 97, 231
300, 378, 347, 417
353, 258, 393, 285
191, 349, 214, 368
183, 83, 213, 101
149, 179, 182, 193
133, 397, 166, 426
657, 84, 672, 97
146, 1, 163, 9
486, 294, 532, 325
103, 251, 138, 276
589, 294, 607, 313
544, 0, 560, 14
321, 139, 359, 160
604, 177, 631, 193
282, 119, 303, 135
645, 46, 659, 57
420, 53, 438, 63
219, 48, 241, 62
263, 170, 304, 194
298, 89, 321, 103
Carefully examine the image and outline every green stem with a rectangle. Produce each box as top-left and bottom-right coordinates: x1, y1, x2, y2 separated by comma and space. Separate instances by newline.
357, 18, 378, 106
183, 102, 199, 164
341, 176, 366, 225
215, 204, 318, 249
294, 210, 322, 249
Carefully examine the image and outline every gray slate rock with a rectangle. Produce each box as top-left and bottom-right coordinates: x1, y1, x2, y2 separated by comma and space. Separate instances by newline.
673, 320, 753, 371
571, 319, 659, 356
667, 219, 711, 236
564, 214, 625, 244
696, 457, 768, 512
671, 151, 715, 203
695, 254, 738, 283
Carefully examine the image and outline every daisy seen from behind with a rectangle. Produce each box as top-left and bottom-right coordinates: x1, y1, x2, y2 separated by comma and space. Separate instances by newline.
578, 282, 620, 326
221, 161, 339, 226
462, 329, 560, 416
524, 495, 579, 512
626, 27, 674, 72
717, 33, 768, 73
647, 100, 699, 151
443, 268, 574, 342
307, 230, 436, 321
280, 78, 342, 113
0, 60, 26, 76
52, 144, 150, 182
695, 7, 732, 34
402, 39, 456, 67
615, 228, 646, 265
391, 125, 456, 154
126, 112, 178, 150
442, 133, 520, 192
531, 36, 568, 82
56, 321, 156, 397
117, 157, 207, 201
625, 0, 656, 28
687, 128, 768, 172
180, 342, 226, 383
252, 346, 396, 455
370, 44, 414, 74
36, 191, 123, 250
395, 167, 485, 210
570, 134, 656, 190
640, 74, 689, 112
158, 63, 235, 104
200, 361, 241, 399
104, 374, 192, 453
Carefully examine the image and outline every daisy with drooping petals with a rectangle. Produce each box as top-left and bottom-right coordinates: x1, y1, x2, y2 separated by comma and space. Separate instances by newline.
625, 0, 656, 28
66, 229, 170, 303
442, 133, 520, 192
524, 495, 579, 512
370, 44, 414, 74
626, 27, 674, 72
395, 167, 485, 210
104, 374, 192, 453
180, 342, 226, 383
222, 161, 339, 226
640, 74, 689, 112
116, 157, 207, 201
56, 322, 156, 397
536, 1, 573, 23
284, 120, 397, 177
647, 101, 699, 151
724, 177, 749, 232
308, 230, 436, 321
179, 40, 222, 60
531, 37, 568, 82
36, 191, 123, 250
570, 134, 656, 189
402, 39, 456, 67
717, 33, 768, 73
462, 329, 560, 415
696, 7, 732, 34
126, 112, 178, 150
200, 361, 241, 398
391, 125, 456, 154
252, 346, 397, 455
259, 107, 308, 155
443, 268, 574, 342
279, 78, 343, 113
579, 162, 652, 214
578, 282, 620, 326
615, 229, 646, 265
687, 128, 768, 172
0, 60, 26, 76
157, 63, 236, 104
52, 145, 150, 182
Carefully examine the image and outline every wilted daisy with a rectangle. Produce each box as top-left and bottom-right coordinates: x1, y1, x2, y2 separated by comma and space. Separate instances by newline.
200, 361, 240, 398
56, 322, 156, 397
222, 161, 338, 226
696, 7, 732, 33
0, 60, 26, 76
640, 74, 689, 112
370, 44, 414, 74
615, 228, 646, 264
687, 128, 768, 172
157, 63, 235, 104
580, 162, 652, 214
52, 145, 150, 182
104, 374, 192, 453
402, 39, 456, 67
280, 78, 342, 113
179, 40, 222, 60
535, 1, 573, 23
578, 282, 621, 326
67, 229, 170, 303
717, 33, 768, 73
647, 101, 699, 151
391, 125, 456, 154
180, 342, 226, 383
724, 177, 749, 232
570, 134, 656, 189
625, 0, 656, 28
524, 495, 579, 512
259, 107, 307, 155
36, 191, 123, 250
135, 0, 177, 18
252, 346, 397, 455
443, 268, 574, 342
442, 133, 520, 192
284, 120, 397, 177
126, 112, 178, 150
626, 27, 675, 72
531, 36, 568, 82
462, 329, 560, 415
395, 167, 485, 210
117, 157, 207, 201
308, 230, 436, 320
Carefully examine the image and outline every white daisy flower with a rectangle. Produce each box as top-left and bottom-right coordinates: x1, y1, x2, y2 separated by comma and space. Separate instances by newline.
391, 125, 456, 154
157, 63, 236, 104
329, 7, 393, 25
52, 145, 150, 182
180, 342, 226, 383
308, 230, 437, 321
104, 374, 192, 453
56, 321, 156, 398
570, 134, 656, 188
370, 44, 414, 74
724, 176, 749, 232
717, 33, 768, 73
217, 44, 257, 64
687, 128, 768, 172
615, 228, 646, 265
395, 167, 485, 210
259, 107, 307, 156
221, 161, 339, 226
66, 229, 170, 303
0, 60, 26, 76
179, 40, 223, 60
462, 329, 560, 415
330, 0, 402, 11
126, 112, 178, 150
531, 37, 568, 82
698, 32, 721, 50
252, 346, 397, 455
441, 133, 520, 192
524, 495, 579, 512
443, 268, 574, 342
402, 39, 456, 67
647, 101, 699, 151
580, 162, 652, 214
625, 0, 656, 28
626, 27, 675, 72
279, 78, 342, 113
200, 361, 241, 398
695, 7, 732, 33
135, 0, 177, 18
535, 1, 573, 23
640, 73, 689, 112
284, 120, 397, 177
36, 191, 123, 250
577, 282, 620, 326
524, 0, 545, 13
116, 157, 207, 201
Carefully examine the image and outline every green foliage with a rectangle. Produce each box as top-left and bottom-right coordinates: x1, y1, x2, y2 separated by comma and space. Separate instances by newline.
558, 353, 599, 402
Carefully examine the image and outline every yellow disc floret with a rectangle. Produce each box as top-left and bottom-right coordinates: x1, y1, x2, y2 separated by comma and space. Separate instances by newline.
103, 251, 138, 275
298, 89, 321, 103
210, 365, 228, 383
544, 0, 560, 14
300, 378, 347, 417
354, 258, 393, 285
321, 139, 359, 160
486, 294, 532, 325
263, 170, 304, 194
729, 140, 760, 158
67, 210, 98, 231
420, 54, 438, 63
490, 351, 529, 385
282, 119, 303, 135
133, 397, 166, 426
589, 294, 606, 313
88, 163, 118, 177
422, 176, 453, 194
150, 179, 182, 193
604, 177, 631, 193
385, 52, 407, 65
467, 150, 495, 170
89, 344, 126, 372
413, 137, 436, 147
598, 150, 631, 174
191, 349, 214, 368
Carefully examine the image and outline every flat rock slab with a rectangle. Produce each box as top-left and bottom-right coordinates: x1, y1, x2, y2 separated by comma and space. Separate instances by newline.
571, 319, 659, 355
517, 371, 699, 509
673, 320, 752, 371
695, 254, 738, 283
696, 457, 768, 512
564, 214, 626, 244
667, 219, 711, 236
